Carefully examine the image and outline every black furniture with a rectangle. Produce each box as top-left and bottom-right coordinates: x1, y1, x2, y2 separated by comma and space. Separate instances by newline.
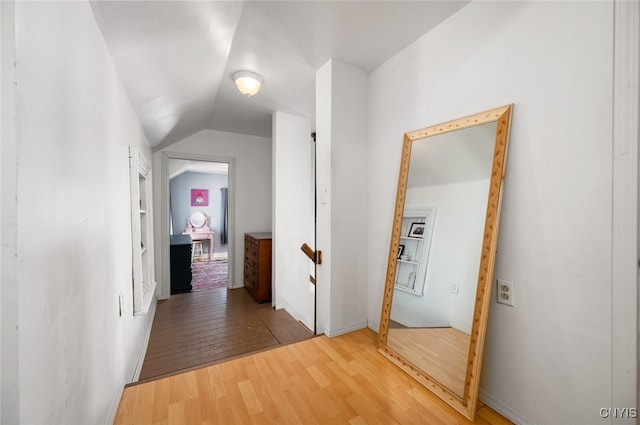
170, 234, 192, 294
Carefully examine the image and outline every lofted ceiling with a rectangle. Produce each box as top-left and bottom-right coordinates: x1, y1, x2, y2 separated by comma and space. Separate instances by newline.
90, 1, 468, 150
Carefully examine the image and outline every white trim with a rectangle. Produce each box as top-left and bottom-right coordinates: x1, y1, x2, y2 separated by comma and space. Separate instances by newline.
367, 320, 380, 333
105, 374, 126, 425
1, 2, 20, 422
157, 152, 171, 300
612, 0, 639, 415
129, 146, 156, 315
132, 298, 157, 382
389, 313, 421, 328
158, 151, 236, 299
324, 321, 368, 338
478, 389, 535, 425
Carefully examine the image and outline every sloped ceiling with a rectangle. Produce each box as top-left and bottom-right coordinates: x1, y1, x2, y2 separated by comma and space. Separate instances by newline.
91, 1, 469, 150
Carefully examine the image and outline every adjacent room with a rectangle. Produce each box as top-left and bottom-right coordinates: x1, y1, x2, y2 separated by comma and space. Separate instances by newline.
168, 159, 229, 292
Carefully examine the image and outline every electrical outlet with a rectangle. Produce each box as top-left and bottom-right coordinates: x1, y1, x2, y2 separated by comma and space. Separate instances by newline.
451, 283, 460, 294
496, 279, 515, 307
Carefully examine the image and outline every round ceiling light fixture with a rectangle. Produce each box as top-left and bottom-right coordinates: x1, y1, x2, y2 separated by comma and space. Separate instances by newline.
232, 71, 263, 97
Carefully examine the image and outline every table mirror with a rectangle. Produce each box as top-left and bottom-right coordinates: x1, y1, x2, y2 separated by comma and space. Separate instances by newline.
188, 211, 207, 228
377, 105, 512, 420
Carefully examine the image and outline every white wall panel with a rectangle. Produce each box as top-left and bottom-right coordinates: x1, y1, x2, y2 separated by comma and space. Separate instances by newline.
272, 112, 314, 330
367, 2, 622, 423
316, 60, 368, 336
5, 2, 155, 423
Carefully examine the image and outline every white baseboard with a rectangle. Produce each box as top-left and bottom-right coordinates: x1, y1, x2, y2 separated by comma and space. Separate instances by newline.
132, 296, 157, 382
105, 374, 126, 425
479, 389, 533, 425
325, 321, 368, 338
389, 313, 422, 328
368, 319, 380, 333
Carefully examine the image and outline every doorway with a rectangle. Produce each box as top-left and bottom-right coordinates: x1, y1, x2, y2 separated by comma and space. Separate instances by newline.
158, 152, 235, 300
143, 150, 315, 381
169, 158, 229, 291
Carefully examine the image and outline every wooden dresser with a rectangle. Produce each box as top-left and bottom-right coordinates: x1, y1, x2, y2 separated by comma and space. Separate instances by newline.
244, 232, 272, 303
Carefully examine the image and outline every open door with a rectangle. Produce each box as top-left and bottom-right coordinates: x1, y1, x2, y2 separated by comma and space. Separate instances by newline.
272, 112, 316, 333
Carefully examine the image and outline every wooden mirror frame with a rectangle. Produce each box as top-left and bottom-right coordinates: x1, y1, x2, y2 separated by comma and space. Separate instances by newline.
377, 104, 513, 420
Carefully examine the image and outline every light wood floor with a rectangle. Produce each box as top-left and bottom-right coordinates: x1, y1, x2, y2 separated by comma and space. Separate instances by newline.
116, 328, 512, 425
387, 327, 470, 397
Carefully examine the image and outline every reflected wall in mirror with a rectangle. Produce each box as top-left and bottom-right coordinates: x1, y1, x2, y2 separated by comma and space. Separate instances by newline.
377, 105, 512, 420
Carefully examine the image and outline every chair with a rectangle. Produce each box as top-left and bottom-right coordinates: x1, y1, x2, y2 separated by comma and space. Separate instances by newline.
192, 240, 205, 263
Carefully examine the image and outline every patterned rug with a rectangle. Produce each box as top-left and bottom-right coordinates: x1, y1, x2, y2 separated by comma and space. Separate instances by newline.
191, 259, 228, 291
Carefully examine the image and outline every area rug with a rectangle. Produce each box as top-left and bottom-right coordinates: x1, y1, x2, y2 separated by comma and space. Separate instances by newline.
191, 259, 228, 291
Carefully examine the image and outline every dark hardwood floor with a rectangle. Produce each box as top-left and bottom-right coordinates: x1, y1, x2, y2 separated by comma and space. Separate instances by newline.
137, 287, 314, 383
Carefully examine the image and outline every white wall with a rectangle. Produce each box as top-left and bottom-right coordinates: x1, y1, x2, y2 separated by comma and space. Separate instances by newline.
1, 2, 155, 424
392, 180, 488, 333
367, 1, 625, 424
0, 3, 3, 419
157, 129, 272, 289
272, 112, 314, 330
316, 60, 369, 336
1, 2, 18, 422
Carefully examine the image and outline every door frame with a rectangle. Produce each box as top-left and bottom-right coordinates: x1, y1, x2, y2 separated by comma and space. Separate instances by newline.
612, 0, 639, 411
157, 151, 236, 299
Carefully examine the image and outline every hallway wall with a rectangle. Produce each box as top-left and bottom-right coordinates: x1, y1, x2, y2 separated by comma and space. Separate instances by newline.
366, 2, 629, 424
1, 2, 155, 424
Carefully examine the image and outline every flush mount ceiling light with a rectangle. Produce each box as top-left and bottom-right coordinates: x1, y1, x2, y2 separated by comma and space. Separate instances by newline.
232, 71, 263, 97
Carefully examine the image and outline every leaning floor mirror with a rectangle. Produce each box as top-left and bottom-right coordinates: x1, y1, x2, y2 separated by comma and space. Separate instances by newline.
377, 105, 513, 420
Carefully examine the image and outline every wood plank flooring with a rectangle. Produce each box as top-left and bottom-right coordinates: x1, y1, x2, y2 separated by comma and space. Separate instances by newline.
387, 327, 470, 397
138, 287, 313, 382
116, 328, 513, 425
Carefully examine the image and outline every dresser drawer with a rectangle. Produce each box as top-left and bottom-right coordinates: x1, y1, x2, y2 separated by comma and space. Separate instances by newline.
244, 232, 272, 303
244, 262, 257, 286
244, 236, 258, 264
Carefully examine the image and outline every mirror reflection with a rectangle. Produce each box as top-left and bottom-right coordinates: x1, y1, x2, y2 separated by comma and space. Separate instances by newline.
377, 105, 512, 420
388, 121, 497, 397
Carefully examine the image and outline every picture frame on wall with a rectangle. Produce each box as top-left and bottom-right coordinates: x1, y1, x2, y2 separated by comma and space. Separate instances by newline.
191, 189, 209, 206
408, 222, 425, 238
